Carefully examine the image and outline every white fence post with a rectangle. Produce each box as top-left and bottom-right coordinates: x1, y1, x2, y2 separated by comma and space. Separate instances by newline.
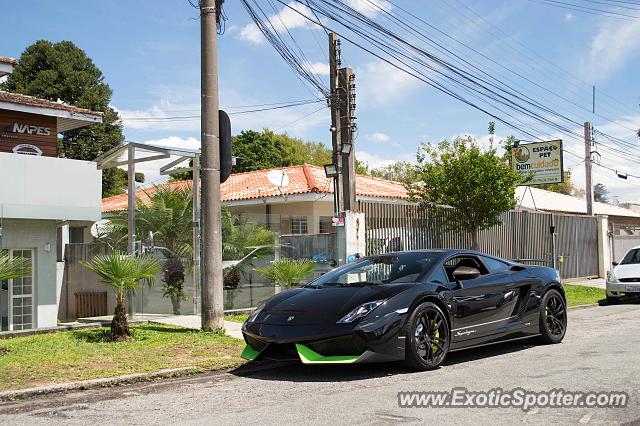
597, 215, 610, 278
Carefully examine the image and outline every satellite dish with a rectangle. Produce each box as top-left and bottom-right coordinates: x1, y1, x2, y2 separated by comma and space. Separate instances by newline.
267, 169, 289, 188
90, 219, 115, 238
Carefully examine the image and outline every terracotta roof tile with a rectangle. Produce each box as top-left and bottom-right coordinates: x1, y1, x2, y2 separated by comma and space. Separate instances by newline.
0, 91, 103, 117
0, 57, 17, 65
102, 164, 408, 212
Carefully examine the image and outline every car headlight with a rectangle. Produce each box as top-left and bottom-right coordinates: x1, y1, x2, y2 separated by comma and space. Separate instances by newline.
248, 302, 266, 323
607, 270, 620, 283
337, 300, 385, 323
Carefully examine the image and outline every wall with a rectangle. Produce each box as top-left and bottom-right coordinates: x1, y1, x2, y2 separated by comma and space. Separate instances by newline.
0, 109, 57, 156
1, 218, 58, 328
227, 200, 334, 234
0, 152, 101, 221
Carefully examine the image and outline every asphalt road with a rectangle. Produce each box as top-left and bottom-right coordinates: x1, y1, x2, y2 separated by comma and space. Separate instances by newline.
1, 303, 640, 426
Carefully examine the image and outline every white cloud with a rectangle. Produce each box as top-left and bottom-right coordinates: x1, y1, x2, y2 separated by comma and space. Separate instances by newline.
122, 136, 201, 186
357, 150, 413, 169
302, 61, 329, 76
564, 13, 574, 22
369, 132, 390, 142
115, 87, 329, 137
344, 0, 392, 17
357, 60, 422, 106
238, 2, 317, 45
588, 20, 640, 80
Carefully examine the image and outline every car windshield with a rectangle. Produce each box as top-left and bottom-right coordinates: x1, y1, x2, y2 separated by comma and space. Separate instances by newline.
308, 252, 442, 287
621, 249, 640, 265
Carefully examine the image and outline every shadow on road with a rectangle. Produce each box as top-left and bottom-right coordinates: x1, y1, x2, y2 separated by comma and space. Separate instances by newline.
231, 338, 537, 383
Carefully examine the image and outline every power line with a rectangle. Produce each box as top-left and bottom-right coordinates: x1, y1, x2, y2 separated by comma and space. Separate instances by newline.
121, 99, 324, 121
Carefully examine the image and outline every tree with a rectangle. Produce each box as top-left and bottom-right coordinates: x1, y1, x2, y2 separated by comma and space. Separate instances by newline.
0, 253, 30, 282
370, 161, 416, 184
81, 253, 161, 341
594, 183, 610, 203
255, 259, 316, 288
1, 40, 125, 196
409, 136, 526, 250
538, 170, 584, 197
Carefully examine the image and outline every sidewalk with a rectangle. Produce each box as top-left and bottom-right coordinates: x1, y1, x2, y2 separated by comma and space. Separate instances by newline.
564, 277, 605, 289
77, 314, 244, 339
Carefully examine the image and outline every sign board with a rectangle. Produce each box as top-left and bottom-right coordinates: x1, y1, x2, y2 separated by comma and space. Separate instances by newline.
512, 140, 563, 185
331, 216, 345, 227
0, 109, 57, 157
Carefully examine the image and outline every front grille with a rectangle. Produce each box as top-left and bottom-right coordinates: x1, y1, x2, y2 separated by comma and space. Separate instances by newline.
260, 343, 300, 361
305, 335, 367, 357
619, 278, 640, 283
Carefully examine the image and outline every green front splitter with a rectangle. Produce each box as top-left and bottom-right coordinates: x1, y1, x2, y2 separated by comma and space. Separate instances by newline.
295, 344, 362, 364
240, 344, 262, 360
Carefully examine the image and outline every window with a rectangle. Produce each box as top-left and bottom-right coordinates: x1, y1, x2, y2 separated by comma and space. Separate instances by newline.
290, 217, 308, 235
621, 249, 640, 265
69, 227, 85, 244
443, 256, 488, 281
1, 249, 34, 331
319, 216, 336, 234
430, 266, 449, 284
479, 256, 510, 273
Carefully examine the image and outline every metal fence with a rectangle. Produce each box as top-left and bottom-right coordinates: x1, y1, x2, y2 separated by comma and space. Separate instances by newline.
359, 201, 599, 279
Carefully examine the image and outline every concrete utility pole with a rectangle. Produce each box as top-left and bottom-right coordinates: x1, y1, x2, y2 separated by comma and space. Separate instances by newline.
127, 145, 136, 255
200, 0, 224, 331
329, 32, 342, 215
584, 121, 594, 216
339, 67, 357, 211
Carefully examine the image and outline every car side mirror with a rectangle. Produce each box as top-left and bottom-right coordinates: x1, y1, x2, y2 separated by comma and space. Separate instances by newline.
452, 266, 481, 282
612, 262, 619, 267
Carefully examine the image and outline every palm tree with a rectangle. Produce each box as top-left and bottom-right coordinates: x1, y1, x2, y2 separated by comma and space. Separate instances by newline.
221, 209, 274, 288
255, 259, 316, 288
0, 253, 30, 281
81, 252, 161, 341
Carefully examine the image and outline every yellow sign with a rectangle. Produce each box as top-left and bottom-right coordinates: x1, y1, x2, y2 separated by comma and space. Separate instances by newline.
512, 140, 563, 185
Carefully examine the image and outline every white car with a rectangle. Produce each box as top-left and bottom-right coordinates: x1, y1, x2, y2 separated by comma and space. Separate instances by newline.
607, 246, 640, 304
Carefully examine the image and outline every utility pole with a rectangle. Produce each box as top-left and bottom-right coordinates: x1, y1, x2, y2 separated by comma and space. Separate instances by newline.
584, 121, 594, 216
200, 0, 224, 331
339, 67, 357, 211
329, 32, 342, 215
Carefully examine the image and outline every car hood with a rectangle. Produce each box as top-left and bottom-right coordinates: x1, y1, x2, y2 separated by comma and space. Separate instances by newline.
257, 284, 412, 325
613, 264, 640, 279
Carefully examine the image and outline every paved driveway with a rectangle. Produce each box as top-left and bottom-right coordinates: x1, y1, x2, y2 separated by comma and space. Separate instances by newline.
1, 303, 639, 425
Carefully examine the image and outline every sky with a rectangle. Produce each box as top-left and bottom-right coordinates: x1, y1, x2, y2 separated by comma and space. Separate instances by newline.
2, 0, 640, 201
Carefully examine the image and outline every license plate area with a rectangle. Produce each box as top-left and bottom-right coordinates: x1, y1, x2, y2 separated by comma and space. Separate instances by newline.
625, 286, 640, 293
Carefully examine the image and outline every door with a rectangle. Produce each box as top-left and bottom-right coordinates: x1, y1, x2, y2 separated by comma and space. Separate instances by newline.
1, 249, 34, 331
445, 255, 516, 342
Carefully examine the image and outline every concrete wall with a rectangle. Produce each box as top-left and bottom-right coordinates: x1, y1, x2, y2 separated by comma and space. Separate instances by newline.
0, 153, 101, 221
1, 219, 58, 329
227, 200, 334, 234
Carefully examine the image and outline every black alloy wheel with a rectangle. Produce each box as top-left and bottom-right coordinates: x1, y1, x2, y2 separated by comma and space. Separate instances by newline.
538, 289, 567, 344
404, 302, 450, 371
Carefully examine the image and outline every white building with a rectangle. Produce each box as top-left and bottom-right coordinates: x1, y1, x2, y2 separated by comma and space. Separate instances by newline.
1, 57, 102, 331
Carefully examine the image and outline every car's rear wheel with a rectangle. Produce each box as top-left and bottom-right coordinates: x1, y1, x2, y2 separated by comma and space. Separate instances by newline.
404, 302, 450, 371
538, 289, 567, 344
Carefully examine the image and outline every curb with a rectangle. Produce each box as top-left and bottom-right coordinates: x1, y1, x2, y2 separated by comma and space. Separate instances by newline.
568, 303, 600, 310
0, 366, 202, 402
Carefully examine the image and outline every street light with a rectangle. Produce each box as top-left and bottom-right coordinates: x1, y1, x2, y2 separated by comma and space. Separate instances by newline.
340, 141, 352, 155
324, 163, 339, 178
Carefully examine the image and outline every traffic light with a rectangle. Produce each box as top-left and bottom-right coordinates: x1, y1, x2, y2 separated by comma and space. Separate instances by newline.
219, 110, 232, 183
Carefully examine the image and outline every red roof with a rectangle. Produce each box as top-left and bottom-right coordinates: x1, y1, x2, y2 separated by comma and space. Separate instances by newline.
102, 164, 408, 212
0, 91, 103, 117
0, 57, 17, 65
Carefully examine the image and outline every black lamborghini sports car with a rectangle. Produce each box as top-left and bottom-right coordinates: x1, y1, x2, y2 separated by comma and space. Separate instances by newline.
241, 250, 567, 370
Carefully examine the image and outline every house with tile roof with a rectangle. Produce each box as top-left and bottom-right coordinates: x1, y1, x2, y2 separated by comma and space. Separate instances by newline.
0, 58, 103, 332
102, 163, 409, 235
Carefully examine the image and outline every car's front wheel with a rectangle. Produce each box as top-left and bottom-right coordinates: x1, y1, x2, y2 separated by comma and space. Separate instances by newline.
404, 301, 450, 371
538, 288, 567, 344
